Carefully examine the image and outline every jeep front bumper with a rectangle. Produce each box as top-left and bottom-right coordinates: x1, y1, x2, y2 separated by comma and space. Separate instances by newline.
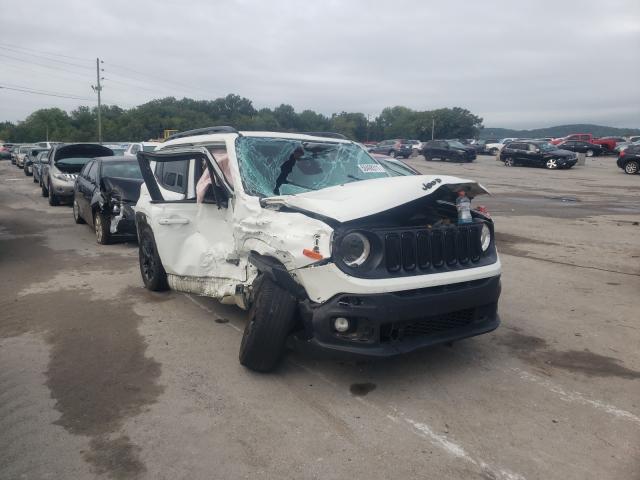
296, 275, 500, 357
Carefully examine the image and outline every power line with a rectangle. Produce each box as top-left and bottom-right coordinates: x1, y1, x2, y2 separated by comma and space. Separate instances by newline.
0, 45, 94, 70
106, 62, 206, 94
0, 53, 93, 78
0, 84, 95, 101
0, 42, 93, 62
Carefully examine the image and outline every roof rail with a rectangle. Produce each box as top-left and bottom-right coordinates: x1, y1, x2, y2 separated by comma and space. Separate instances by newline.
166, 126, 238, 141
302, 131, 348, 140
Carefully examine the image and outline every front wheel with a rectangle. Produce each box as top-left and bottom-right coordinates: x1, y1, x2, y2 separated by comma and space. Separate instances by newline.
24, 164, 32, 176
48, 182, 59, 206
94, 211, 112, 245
138, 226, 168, 291
545, 158, 559, 169
504, 157, 514, 167
489, 147, 499, 156
624, 160, 639, 175
585, 149, 594, 157
389, 150, 396, 158
239, 275, 297, 373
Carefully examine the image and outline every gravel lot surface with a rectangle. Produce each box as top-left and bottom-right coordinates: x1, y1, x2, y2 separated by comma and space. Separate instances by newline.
1, 155, 638, 480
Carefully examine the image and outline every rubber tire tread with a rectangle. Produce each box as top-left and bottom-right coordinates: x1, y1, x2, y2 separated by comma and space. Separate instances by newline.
239, 275, 297, 373
138, 226, 169, 291
95, 211, 112, 245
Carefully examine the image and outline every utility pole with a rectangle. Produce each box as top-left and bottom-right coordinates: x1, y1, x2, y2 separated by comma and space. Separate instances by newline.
91, 58, 104, 143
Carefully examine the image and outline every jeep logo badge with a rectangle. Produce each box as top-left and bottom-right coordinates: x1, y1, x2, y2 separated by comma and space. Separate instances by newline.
422, 178, 442, 190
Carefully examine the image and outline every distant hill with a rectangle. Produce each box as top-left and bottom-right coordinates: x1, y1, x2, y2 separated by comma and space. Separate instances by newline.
479, 124, 640, 140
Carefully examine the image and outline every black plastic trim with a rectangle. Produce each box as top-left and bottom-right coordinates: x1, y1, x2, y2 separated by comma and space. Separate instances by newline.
248, 252, 307, 299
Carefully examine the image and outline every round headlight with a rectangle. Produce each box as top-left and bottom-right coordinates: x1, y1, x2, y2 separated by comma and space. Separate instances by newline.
341, 232, 370, 267
480, 224, 491, 252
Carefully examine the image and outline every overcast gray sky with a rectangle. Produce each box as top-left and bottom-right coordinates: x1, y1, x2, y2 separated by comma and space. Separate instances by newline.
1, 0, 639, 128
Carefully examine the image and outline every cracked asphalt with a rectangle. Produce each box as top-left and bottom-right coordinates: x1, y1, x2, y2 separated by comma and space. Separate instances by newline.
0, 155, 639, 480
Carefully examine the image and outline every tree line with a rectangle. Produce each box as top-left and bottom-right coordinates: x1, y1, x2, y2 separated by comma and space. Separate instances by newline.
0, 94, 484, 143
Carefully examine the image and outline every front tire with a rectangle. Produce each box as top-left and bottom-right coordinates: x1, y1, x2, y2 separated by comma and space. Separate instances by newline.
73, 199, 85, 224
239, 275, 297, 373
545, 158, 559, 169
24, 164, 32, 176
138, 226, 168, 291
48, 182, 59, 205
624, 160, 639, 175
389, 150, 396, 158
94, 211, 112, 245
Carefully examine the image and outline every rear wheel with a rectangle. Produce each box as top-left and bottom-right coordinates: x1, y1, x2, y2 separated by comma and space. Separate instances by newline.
504, 157, 514, 167
624, 160, 639, 175
389, 150, 396, 158
73, 199, 85, 224
424, 153, 432, 161
585, 149, 594, 157
23, 164, 31, 176
94, 211, 112, 245
41, 180, 48, 197
138, 226, 168, 291
239, 274, 297, 372
489, 147, 499, 156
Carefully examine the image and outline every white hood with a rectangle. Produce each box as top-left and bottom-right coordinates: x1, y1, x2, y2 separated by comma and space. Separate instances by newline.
263, 175, 490, 223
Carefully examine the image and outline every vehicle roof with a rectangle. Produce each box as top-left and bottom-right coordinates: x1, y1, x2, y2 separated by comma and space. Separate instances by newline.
161, 130, 353, 149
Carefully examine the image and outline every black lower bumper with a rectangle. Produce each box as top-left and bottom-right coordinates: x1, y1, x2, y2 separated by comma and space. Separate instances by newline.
296, 275, 501, 357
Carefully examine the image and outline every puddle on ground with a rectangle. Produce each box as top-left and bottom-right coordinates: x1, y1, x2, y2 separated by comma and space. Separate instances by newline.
350, 383, 377, 396
497, 330, 640, 380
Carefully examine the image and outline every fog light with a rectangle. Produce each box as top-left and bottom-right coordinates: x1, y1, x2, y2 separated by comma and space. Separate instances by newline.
334, 317, 350, 333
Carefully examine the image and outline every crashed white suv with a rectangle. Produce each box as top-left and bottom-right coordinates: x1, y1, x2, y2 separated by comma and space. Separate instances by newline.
135, 126, 502, 372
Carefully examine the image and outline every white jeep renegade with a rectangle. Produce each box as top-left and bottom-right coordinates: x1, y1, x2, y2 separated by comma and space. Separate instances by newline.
135, 126, 502, 372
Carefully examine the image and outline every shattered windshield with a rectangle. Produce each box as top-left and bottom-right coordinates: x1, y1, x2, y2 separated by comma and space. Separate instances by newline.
235, 137, 390, 197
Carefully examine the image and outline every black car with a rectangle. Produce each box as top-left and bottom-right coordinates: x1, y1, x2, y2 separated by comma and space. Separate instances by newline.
500, 141, 577, 169
555, 140, 602, 157
73, 156, 144, 244
421, 140, 476, 162
368, 139, 413, 158
617, 145, 640, 175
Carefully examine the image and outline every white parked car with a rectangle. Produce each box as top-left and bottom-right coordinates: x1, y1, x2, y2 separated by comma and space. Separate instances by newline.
125, 141, 161, 156
485, 138, 518, 156
135, 127, 502, 372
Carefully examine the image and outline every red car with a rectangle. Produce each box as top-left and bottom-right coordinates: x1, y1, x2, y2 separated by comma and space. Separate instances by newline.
551, 134, 617, 153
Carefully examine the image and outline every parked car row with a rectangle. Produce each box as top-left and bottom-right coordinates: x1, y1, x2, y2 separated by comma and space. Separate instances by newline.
7, 129, 503, 372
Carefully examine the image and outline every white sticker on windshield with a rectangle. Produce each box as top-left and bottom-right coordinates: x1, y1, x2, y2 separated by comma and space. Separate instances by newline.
358, 164, 386, 173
